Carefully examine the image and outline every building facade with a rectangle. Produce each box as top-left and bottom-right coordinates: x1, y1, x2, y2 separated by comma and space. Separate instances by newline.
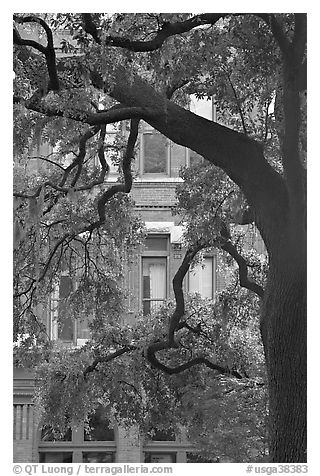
14, 96, 227, 463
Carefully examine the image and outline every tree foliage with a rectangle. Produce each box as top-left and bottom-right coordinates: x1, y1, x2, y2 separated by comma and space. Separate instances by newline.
13, 12, 306, 462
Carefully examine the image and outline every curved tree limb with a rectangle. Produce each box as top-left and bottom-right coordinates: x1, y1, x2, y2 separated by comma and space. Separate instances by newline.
96, 118, 139, 224
169, 243, 206, 346
103, 14, 228, 52
146, 348, 243, 378
219, 222, 264, 299
145, 241, 244, 379
221, 241, 264, 299
14, 14, 59, 91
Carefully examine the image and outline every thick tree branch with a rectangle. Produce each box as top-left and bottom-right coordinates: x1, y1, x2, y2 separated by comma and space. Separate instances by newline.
14, 14, 294, 254
16, 62, 287, 254
109, 67, 289, 250
104, 14, 227, 52
16, 96, 152, 127
145, 349, 243, 378
13, 27, 46, 54
14, 15, 59, 91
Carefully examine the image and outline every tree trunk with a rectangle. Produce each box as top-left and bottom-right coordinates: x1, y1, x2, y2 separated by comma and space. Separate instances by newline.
261, 228, 307, 462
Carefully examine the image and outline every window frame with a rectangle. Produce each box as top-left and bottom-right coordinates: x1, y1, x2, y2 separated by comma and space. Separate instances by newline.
140, 128, 170, 177
139, 123, 188, 178
49, 275, 92, 347
140, 235, 169, 315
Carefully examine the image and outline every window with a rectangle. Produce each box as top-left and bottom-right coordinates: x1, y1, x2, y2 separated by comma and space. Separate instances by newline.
170, 142, 187, 177
140, 123, 187, 177
84, 406, 115, 441
148, 427, 176, 441
145, 452, 177, 463
38, 407, 116, 463
25, 142, 54, 175
40, 425, 72, 442
188, 256, 215, 299
82, 452, 115, 463
141, 236, 169, 315
142, 129, 169, 175
39, 452, 73, 463
142, 258, 167, 315
58, 275, 74, 341
144, 236, 168, 252
50, 275, 91, 345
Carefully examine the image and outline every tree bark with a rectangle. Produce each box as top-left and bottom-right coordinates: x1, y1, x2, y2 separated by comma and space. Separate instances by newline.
261, 232, 307, 462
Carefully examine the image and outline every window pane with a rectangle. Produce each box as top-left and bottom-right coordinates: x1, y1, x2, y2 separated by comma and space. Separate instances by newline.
171, 142, 186, 177
77, 315, 91, 340
41, 425, 72, 442
149, 427, 175, 441
144, 133, 167, 174
59, 276, 73, 298
142, 258, 167, 315
58, 276, 74, 341
39, 452, 72, 463
145, 237, 168, 251
142, 258, 166, 299
189, 257, 213, 299
83, 452, 115, 463
145, 453, 176, 463
84, 406, 114, 441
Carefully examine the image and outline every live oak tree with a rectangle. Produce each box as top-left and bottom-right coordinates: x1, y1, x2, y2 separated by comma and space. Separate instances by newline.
13, 13, 307, 462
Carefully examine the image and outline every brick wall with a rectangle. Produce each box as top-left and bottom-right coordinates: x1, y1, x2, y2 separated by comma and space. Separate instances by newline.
130, 182, 177, 207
